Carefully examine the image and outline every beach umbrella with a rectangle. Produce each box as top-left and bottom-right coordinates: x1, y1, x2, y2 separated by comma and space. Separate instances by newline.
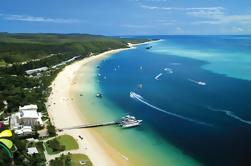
0, 139, 13, 149
0, 129, 12, 137
0, 130, 13, 158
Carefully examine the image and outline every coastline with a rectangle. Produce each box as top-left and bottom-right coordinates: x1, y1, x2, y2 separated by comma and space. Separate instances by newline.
47, 47, 135, 165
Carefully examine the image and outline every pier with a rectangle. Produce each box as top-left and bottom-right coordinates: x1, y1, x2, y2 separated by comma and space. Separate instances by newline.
58, 115, 142, 131
59, 121, 120, 131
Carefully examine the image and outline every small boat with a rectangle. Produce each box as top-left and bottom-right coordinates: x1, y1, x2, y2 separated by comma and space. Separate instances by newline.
188, 79, 206, 86
138, 83, 143, 89
146, 46, 152, 49
198, 81, 206, 86
96, 93, 103, 98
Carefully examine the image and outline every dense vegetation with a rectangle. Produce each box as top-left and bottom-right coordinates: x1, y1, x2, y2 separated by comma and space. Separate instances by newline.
0, 33, 148, 165
0, 134, 46, 166
0, 33, 147, 113
0, 33, 146, 64
46, 139, 65, 154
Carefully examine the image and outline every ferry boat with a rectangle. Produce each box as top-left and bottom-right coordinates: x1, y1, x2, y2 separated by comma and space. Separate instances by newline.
119, 115, 142, 128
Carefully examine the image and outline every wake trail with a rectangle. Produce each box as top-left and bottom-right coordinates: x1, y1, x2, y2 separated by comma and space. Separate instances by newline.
130, 91, 213, 127
164, 68, 174, 74
154, 73, 163, 80
188, 78, 206, 86
206, 107, 251, 125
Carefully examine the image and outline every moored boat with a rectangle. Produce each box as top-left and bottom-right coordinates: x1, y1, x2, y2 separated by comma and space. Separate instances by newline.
119, 115, 142, 128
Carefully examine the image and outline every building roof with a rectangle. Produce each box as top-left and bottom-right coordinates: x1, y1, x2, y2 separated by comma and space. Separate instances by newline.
19, 110, 39, 119
18, 104, 39, 118
23, 126, 32, 129
25, 67, 48, 75
19, 104, 38, 111
27, 147, 38, 155
14, 126, 32, 135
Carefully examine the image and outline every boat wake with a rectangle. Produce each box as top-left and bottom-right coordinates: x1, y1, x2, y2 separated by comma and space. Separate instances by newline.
170, 62, 181, 66
188, 78, 206, 86
164, 68, 174, 74
154, 68, 173, 81
206, 107, 251, 125
154, 73, 163, 80
130, 91, 213, 127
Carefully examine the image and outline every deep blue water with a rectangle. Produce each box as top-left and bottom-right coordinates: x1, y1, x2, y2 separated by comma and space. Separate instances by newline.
99, 36, 251, 166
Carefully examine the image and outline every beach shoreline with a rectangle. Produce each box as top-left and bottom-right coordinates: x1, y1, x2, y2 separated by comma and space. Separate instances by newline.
46, 39, 159, 165
47, 46, 138, 165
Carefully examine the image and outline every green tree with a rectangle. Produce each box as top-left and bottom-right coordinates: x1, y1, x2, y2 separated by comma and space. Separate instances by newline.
47, 125, 56, 137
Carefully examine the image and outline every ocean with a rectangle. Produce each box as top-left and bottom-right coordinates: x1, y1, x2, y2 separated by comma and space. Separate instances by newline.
79, 35, 251, 166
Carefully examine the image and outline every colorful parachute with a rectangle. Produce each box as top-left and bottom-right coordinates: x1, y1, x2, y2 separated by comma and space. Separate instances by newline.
0, 129, 13, 158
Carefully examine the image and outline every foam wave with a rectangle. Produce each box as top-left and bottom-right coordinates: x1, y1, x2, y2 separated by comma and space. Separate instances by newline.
154, 73, 163, 80
207, 107, 251, 125
130, 91, 213, 127
164, 68, 174, 74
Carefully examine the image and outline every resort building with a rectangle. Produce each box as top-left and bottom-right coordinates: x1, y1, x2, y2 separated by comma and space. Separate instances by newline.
17, 105, 43, 126
14, 126, 32, 135
10, 104, 43, 136
25, 67, 48, 75
51, 56, 80, 69
27, 147, 38, 155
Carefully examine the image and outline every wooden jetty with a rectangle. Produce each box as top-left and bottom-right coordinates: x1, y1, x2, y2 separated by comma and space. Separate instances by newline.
59, 121, 119, 131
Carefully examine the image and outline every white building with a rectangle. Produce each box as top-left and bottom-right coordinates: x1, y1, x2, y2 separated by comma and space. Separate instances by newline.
17, 105, 43, 126
10, 104, 43, 136
14, 126, 32, 135
27, 147, 38, 155
25, 67, 48, 75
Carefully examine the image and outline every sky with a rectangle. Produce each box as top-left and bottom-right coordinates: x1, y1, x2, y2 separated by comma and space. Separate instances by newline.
0, 0, 251, 35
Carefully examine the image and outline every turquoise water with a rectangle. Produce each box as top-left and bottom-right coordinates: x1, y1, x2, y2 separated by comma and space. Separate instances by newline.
79, 36, 251, 166
77, 51, 200, 166
149, 36, 251, 80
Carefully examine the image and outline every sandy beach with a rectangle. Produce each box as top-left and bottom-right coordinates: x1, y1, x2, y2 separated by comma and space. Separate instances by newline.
47, 48, 133, 166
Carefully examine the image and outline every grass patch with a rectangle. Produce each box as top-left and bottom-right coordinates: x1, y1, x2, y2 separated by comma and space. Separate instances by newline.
57, 135, 79, 150
35, 142, 46, 162
50, 153, 92, 166
45, 135, 79, 155
70, 154, 93, 166
45, 141, 60, 155
36, 142, 45, 153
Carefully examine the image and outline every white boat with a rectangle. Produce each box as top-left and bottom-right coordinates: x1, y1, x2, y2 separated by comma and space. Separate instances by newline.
120, 115, 142, 128
121, 120, 142, 128
198, 81, 206, 85
96, 93, 103, 98
188, 78, 206, 86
